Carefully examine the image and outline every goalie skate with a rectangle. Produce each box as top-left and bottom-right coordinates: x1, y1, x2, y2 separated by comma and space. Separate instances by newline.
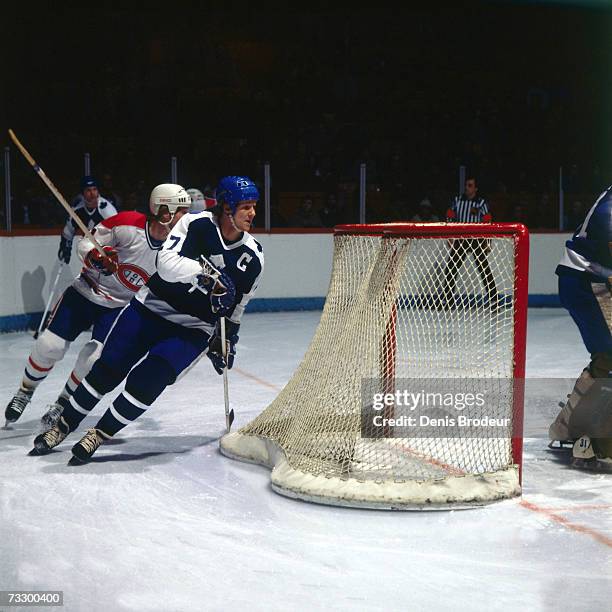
570, 435, 612, 473
571, 455, 612, 473
547, 439, 575, 452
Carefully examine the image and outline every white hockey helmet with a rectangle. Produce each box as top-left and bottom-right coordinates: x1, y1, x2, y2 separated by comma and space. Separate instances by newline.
149, 184, 191, 219
187, 187, 206, 213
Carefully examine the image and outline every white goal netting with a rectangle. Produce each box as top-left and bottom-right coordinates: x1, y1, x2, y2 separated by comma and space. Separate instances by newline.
220, 223, 528, 509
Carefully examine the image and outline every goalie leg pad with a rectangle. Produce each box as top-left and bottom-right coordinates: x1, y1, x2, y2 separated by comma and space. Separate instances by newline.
590, 351, 612, 378
549, 368, 594, 442
550, 359, 612, 442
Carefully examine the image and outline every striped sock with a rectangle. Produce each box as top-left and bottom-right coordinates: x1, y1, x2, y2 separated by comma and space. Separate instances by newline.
60, 370, 81, 401
96, 392, 148, 437
22, 356, 53, 391
63, 379, 104, 431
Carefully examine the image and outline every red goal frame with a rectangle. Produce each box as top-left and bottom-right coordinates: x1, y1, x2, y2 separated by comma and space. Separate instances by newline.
334, 222, 530, 480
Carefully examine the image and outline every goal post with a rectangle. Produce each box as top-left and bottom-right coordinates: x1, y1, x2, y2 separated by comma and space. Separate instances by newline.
220, 222, 529, 510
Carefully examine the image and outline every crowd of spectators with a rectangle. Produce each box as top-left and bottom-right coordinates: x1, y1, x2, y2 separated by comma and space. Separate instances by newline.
3, 7, 606, 232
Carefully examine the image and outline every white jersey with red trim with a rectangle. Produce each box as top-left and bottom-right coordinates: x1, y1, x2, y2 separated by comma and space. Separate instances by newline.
72, 211, 163, 307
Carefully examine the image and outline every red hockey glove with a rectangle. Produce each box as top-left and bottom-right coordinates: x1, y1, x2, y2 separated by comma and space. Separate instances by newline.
86, 246, 119, 276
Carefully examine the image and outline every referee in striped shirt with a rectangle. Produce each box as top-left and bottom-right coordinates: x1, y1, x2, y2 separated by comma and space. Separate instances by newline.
439, 176, 498, 309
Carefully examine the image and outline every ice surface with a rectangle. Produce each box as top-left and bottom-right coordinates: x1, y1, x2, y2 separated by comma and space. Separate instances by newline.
0, 309, 610, 611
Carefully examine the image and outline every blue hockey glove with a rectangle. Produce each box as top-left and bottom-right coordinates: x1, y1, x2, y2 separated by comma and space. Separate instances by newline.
58, 236, 72, 264
207, 321, 239, 375
210, 270, 236, 316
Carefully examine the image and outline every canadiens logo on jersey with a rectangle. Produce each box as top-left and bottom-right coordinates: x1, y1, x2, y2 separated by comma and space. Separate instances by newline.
116, 263, 150, 292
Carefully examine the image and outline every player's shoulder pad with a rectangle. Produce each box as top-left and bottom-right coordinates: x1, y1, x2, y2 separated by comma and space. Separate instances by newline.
244, 233, 265, 266
72, 197, 85, 211
184, 210, 218, 232
100, 210, 147, 230
189, 210, 216, 222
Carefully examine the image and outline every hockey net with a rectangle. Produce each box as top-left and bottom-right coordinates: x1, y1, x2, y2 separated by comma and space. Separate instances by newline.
220, 223, 529, 509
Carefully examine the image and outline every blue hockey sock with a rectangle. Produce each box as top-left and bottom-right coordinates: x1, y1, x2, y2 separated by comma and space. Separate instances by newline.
62, 379, 104, 431
96, 392, 148, 437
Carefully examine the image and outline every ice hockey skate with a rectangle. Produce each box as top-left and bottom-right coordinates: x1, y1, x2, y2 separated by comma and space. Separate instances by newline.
5, 387, 34, 425
30, 416, 70, 455
40, 397, 70, 430
570, 435, 612, 473
69, 428, 108, 464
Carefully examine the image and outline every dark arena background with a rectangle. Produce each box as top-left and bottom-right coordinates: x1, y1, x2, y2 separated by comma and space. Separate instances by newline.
3, 0, 612, 230
1, 2, 612, 611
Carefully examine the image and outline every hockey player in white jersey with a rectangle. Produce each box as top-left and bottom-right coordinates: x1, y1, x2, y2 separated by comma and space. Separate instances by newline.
58, 175, 118, 265
187, 186, 216, 212
5, 184, 191, 427
187, 187, 206, 213
31, 176, 264, 463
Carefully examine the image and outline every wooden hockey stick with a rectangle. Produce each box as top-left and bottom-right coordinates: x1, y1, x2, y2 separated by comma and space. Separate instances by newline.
8, 129, 106, 257
34, 262, 64, 339
220, 316, 234, 432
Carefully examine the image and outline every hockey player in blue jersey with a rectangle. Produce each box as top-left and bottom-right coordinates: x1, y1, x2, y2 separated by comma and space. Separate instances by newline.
31, 176, 264, 463
58, 175, 118, 264
549, 185, 612, 471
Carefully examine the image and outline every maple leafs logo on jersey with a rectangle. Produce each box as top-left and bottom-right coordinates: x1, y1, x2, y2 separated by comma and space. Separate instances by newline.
116, 263, 150, 292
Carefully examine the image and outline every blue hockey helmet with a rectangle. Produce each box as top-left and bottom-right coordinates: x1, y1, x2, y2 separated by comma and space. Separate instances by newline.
215, 176, 259, 214
81, 175, 98, 192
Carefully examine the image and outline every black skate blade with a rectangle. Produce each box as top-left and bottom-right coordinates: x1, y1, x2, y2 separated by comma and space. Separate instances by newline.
571, 457, 612, 474
28, 446, 50, 456
68, 455, 88, 466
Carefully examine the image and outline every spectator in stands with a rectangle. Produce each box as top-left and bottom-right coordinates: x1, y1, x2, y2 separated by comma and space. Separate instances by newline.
411, 198, 440, 222
270, 202, 289, 228
133, 179, 150, 214
319, 193, 339, 228
100, 173, 123, 210
123, 192, 140, 211
564, 200, 585, 232
289, 195, 322, 227
511, 203, 529, 226
531, 192, 553, 229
